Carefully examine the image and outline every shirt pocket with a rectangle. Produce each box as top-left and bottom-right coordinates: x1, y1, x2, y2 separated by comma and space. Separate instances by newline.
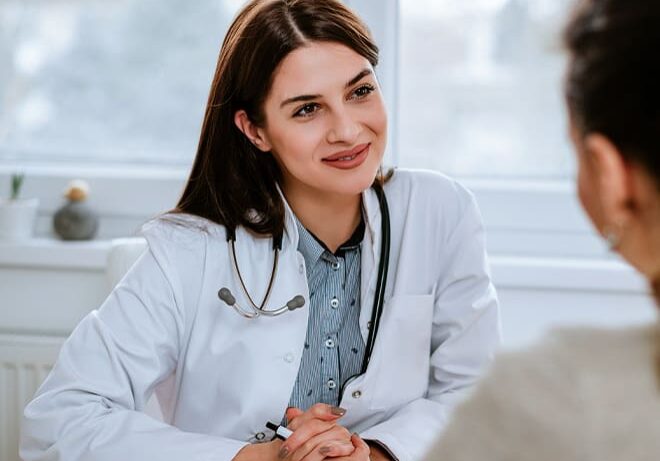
367, 294, 434, 410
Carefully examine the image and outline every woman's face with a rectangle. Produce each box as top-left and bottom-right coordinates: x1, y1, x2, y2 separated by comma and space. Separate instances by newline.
256, 41, 387, 200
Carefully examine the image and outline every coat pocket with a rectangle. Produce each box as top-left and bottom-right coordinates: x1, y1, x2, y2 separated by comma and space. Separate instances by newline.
366, 294, 434, 410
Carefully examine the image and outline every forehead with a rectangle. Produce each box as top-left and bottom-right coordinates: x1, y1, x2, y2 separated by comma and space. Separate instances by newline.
269, 41, 372, 99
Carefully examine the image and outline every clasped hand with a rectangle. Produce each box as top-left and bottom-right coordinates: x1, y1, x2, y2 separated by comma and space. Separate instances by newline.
233, 403, 370, 461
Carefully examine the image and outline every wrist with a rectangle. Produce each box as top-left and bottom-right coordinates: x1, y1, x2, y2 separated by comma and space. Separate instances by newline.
233, 440, 281, 461
366, 441, 395, 461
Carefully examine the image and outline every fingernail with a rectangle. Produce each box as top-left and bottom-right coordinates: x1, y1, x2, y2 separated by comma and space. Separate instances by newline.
278, 446, 290, 459
319, 446, 332, 455
331, 406, 347, 416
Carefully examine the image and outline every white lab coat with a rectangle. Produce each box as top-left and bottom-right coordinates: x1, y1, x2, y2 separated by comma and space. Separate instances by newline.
21, 169, 500, 461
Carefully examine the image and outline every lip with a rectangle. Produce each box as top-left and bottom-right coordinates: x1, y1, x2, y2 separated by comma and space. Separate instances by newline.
321, 143, 370, 170
323, 143, 370, 161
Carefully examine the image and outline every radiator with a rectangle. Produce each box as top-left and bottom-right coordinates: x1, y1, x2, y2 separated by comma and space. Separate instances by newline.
0, 335, 63, 461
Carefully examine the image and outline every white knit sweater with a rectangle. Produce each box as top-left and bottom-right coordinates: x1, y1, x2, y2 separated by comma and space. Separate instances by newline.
424, 323, 660, 461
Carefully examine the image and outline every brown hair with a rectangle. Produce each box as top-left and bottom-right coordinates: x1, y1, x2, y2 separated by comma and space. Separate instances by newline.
563, 0, 660, 382
174, 0, 386, 238
563, 0, 660, 185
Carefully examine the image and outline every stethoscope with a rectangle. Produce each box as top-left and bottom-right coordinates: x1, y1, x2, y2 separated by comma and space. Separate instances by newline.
218, 183, 390, 374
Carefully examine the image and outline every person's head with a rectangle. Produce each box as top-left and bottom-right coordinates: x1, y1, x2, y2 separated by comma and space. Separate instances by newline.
564, 0, 660, 301
176, 0, 387, 237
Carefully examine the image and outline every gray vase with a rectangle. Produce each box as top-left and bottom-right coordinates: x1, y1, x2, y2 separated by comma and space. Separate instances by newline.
53, 201, 99, 240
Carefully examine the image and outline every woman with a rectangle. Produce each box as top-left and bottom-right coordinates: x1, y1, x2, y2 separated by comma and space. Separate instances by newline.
20, 1, 499, 460
424, 0, 660, 460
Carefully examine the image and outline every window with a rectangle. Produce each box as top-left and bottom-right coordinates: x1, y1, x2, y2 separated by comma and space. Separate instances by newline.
0, 0, 612, 261
0, 0, 244, 166
398, 0, 575, 179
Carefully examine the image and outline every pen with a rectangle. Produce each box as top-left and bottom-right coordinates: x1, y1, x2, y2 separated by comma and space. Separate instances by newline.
266, 421, 293, 440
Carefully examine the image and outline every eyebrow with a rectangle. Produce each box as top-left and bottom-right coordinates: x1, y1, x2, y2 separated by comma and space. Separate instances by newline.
279, 68, 374, 108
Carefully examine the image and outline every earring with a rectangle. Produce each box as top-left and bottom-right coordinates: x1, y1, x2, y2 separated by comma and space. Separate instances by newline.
602, 220, 626, 251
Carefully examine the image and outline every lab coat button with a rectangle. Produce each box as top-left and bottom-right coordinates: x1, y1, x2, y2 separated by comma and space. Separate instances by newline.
284, 353, 295, 363
255, 432, 266, 441
299, 265, 304, 274
330, 298, 339, 309
352, 390, 362, 399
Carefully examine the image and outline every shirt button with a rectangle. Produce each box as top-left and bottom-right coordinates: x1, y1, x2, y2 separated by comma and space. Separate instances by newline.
330, 298, 339, 309
284, 353, 294, 363
331, 261, 340, 270
327, 379, 336, 389
255, 432, 266, 441
352, 390, 362, 399
324, 338, 335, 348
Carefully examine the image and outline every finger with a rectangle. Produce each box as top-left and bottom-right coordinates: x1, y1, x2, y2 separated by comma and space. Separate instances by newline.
286, 407, 304, 422
287, 403, 346, 430
290, 425, 353, 461
331, 434, 370, 461
278, 419, 337, 459
317, 440, 355, 458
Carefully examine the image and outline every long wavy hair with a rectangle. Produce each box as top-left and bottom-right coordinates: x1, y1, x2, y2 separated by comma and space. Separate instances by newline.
563, 0, 660, 381
174, 0, 389, 238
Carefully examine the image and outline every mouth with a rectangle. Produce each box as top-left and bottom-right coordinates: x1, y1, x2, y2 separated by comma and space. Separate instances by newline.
322, 143, 370, 163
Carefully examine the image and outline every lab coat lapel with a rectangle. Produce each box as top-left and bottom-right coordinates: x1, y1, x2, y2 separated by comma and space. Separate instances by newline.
359, 186, 382, 343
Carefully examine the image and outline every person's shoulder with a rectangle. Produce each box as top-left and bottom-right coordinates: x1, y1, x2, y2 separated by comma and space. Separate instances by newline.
142, 212, 222, 243
486, 323, 658, 397
541, 323, 659, 377
387, 167, 472, 197
385, 168, 476, 216
140, 212, 225, 267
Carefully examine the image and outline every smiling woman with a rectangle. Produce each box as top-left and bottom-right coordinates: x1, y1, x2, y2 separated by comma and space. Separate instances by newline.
233, 42, 387, 250
20, 2, 500, 461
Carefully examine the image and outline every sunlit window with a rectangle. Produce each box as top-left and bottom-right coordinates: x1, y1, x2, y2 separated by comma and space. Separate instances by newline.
398, 0, 575, 179
0, 0, 245, 166
2, 0, 578, 180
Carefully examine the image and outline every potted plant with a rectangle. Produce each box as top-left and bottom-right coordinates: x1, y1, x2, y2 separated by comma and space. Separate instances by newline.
0, 173, 40, 241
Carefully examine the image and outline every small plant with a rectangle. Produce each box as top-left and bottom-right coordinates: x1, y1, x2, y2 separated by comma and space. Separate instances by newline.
10, 173, 25, 200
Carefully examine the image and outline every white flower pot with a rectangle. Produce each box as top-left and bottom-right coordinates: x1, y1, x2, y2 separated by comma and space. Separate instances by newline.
0, 198, 39, 242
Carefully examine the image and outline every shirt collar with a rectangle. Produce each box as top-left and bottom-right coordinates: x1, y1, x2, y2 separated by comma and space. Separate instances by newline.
278, 182, 381, 264
295, 213, 365, 269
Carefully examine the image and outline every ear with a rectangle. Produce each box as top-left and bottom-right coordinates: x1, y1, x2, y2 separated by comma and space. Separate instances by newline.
584, 133, 634, 229
233, 110, 272, 152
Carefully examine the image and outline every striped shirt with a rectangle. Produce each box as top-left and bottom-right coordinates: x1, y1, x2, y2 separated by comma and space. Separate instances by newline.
288, 216, 366, 410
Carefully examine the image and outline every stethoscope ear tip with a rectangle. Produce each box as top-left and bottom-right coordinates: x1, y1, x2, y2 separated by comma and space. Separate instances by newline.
286, 295, 305, 310
218, 287, 236, 306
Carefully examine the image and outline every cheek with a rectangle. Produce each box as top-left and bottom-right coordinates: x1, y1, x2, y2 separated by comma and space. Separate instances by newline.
268, 121, 323, 164
369, 98, 388, 140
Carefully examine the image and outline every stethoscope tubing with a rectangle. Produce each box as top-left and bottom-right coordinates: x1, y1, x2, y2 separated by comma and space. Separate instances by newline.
220, 183, 390, 397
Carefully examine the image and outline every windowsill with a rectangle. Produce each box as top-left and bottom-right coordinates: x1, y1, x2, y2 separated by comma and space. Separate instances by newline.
0, 238, 112, 270
0, 237, 647, 293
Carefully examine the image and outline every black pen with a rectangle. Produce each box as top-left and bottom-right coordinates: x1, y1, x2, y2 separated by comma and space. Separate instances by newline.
266, 421, 293, 440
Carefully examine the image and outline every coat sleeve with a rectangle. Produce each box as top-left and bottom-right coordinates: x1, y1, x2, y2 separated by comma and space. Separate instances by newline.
20, 240, 248, 461
360, 190, 501, 461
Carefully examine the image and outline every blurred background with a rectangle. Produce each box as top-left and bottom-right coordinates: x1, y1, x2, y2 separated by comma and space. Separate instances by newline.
0, 2, 656, 460
1, 0, 572, 175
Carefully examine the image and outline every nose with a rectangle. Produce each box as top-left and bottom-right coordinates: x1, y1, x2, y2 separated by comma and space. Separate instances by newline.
326, 107, 360, 145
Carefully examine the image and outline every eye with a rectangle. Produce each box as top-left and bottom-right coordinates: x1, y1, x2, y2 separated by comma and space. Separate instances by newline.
293, 103, 320, 118
350, 84, 376, 100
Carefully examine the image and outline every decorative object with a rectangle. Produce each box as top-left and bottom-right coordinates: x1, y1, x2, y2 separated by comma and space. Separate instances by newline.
0, 173, 39, 242
53, 180, 99, 240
